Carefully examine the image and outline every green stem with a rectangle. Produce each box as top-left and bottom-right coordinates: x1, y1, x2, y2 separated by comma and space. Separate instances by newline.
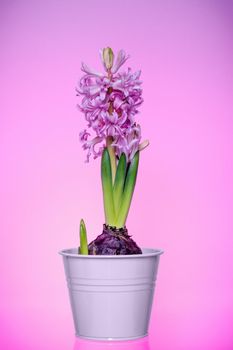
101, 148, 116, 225
115, 151, 140, 228
79, 219, 88, 254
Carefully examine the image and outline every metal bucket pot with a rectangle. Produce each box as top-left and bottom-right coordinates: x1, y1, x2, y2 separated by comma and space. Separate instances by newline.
59, 248, 163, 341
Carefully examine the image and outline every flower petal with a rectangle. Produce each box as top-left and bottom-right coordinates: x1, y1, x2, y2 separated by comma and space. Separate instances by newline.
81, 62, 104, 77
79, 129, 90, 142
111, 50, 130, 74
99, 48, 108, 71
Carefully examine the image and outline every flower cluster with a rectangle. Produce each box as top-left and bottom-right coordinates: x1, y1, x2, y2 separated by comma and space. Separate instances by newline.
77, 48, 144, 162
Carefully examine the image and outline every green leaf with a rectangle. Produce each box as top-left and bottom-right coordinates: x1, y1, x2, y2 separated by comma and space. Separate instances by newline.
106, 136, 116, 183
113, 153, 127, 215
107, 144, 117, 183
116, 151, 140, 228
101, 148, 116, 225
79, 219, 88, 255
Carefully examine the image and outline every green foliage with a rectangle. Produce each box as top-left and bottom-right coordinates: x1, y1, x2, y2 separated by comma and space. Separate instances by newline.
101, 148, 116, 225
101, 148, 139, 228
79, 219, 88, 254
113, 153, 127, 215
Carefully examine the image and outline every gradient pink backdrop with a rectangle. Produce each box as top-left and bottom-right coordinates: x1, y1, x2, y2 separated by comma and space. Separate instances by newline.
1, 0, 233, 349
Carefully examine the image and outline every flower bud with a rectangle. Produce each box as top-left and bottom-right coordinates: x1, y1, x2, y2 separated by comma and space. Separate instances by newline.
102, 47, 114, 70
139, 139, 149, 151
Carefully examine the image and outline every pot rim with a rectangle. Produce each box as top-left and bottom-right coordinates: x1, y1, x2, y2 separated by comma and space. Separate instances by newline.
59, 247, 164, 258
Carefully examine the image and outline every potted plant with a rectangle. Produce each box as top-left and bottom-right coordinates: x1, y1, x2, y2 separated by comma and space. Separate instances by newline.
59, 47, 163, 341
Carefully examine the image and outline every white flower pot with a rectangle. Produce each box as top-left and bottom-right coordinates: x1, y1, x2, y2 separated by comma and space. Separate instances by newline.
59, 248, 163, 341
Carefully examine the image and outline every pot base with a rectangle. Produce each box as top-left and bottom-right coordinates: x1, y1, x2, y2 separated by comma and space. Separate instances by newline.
76, 333, 148, 342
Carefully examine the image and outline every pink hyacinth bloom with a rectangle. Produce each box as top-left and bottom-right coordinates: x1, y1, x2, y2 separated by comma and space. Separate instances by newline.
77, 48, 144, 162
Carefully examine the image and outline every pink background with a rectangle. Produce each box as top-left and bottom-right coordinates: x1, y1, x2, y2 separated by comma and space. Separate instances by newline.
1, 0, 233, 349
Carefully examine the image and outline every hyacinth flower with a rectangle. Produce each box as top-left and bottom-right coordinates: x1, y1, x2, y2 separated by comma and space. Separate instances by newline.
76, 47, 149, 255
